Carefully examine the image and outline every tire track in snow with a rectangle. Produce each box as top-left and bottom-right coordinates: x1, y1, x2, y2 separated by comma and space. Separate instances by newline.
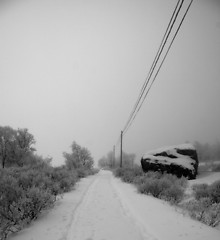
66, 170, 155, 240
110, 175, 159, 240
61, 175, 98, 240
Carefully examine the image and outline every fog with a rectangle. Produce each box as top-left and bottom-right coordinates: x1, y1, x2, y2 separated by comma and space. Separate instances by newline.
0, 0, 219, 166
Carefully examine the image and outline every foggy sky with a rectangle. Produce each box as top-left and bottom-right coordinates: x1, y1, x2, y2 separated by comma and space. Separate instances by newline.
0, 0, 220, 166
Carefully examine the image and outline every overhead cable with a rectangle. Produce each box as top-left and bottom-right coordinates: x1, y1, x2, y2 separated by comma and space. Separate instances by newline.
123, 0, 194, 135
123, 0, 183, 134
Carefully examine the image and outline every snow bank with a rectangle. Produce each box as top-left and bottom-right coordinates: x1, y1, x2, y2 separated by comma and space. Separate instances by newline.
189, 171, 220, 186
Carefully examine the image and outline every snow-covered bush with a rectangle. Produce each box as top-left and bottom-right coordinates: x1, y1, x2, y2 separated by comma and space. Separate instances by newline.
51, 167, 78, 193
161, 184, 185, 203
0, 173, 23, 239
181, 180, 220, 228
23, 187, 54, 220
193, 184, 209, 200
114, 167, 187, 204
0, 164, 81, 240
114, 166, 144, 183
88, 168, 100, 175
209, 180, 220, 203
76, 167, 90, 178
0, 168, 56, 240
136, 173, 186, 203
183, 198, 220, 227
137, 178, 165, 197
114, 167, 125, 178
193, 180, 220, 203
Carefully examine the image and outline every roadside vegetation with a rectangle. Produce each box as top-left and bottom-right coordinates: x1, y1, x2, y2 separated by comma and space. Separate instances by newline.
98, 143, 220, 229
114, 166, 187, 204
113, 165, 220, 228
0, 126, 98, 240
181, 180, 220, 227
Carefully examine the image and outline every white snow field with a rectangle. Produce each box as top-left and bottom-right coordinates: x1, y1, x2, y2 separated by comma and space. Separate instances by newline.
8, 170, 220, 240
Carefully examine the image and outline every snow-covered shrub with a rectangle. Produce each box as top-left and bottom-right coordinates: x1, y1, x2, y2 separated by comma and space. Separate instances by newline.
113, 168, 186, 204
0, 165, 80, 239
133, 175, 148, 185
0, 173, 23, 239
136, 174, 186, 203
76, 167, 89, 178
114, 166, 187, 204
202, 203, 220, 227
75, 167, 100, 179
137, 178, 165, 197
193, 180, 220, 203
120, 168, 139, 183
58, 177, 74, 192
145, 171, 163, 179
193, 184, 209, 200
162, 173, 188, 188
114, 166, 144, 183
51, 167, 77, 193
0, 169, 56, 240
23, 187, 54, 221
161, 184, 185, 203
181, 180, 220, 228
183, 198, 220, 227
88, 168, 100, 175
209, 180, 220, 203
0, 151, 99, 239
114, 167, 125, 178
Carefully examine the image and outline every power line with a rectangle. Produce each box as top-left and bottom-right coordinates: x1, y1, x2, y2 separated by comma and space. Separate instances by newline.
114, 0, 194, 158
123, 0, 185, 134
123, 0, 182, 133
123, 0, 184, 134
126, 0, 194, 132
123, 0, 193, 135
135, 0, 194, 116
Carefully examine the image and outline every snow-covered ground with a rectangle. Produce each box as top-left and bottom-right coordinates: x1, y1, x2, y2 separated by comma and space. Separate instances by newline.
188, 171, 220, 186
8, 170, 220, 240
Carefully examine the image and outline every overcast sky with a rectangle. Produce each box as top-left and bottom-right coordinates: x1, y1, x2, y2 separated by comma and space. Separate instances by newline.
0, 0, 220, 166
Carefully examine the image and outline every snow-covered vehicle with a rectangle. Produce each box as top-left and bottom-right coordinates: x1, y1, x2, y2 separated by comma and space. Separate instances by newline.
141, 143, 199, 179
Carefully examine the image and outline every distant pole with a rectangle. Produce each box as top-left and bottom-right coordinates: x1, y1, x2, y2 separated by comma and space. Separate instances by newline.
120, 131, 123, 168
113, 145, 115, 168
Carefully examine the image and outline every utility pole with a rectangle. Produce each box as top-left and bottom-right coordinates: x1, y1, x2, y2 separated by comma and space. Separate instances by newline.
113, 145, 115, 168
120, 131, 123, 168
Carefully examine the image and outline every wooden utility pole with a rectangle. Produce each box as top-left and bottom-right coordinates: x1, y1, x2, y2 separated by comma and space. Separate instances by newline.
113, 145, 115, 168
120, 131, 123, 168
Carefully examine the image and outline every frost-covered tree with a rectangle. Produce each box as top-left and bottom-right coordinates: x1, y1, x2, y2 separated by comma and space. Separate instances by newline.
63, 141, 94, 170
0, 126, 16, 168
0, 126, 35, 168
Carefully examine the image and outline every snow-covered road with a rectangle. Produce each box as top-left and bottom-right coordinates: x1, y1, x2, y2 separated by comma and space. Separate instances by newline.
9, 170, 220, 240
66, 170, 149, 240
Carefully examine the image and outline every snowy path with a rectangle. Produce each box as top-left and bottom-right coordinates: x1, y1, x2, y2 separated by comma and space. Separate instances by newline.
9, 170, 220, 240
66, 171, 151, 240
